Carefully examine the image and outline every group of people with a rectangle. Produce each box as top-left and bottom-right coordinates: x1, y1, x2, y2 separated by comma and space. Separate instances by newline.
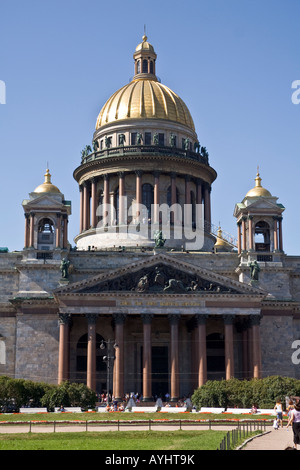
98, 391, 194, 413
273, 398, 300, 450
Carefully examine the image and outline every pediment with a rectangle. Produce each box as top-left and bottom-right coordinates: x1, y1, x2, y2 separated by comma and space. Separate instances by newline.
246, 198, 279, 210
23, 194, 64, 209
54, 253, 266, 297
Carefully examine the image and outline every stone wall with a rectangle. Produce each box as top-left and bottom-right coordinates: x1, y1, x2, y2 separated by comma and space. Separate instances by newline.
14, 314, 59, 384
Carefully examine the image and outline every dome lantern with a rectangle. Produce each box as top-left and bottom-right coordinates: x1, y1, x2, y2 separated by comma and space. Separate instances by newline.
133, 34, 157, 80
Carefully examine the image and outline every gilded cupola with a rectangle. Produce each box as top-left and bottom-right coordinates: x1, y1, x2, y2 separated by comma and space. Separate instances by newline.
95, 35, 195, 132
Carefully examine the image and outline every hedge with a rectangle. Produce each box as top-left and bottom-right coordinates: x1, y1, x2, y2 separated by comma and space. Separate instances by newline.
0, 376, 97, 412
191, 376, 300, 410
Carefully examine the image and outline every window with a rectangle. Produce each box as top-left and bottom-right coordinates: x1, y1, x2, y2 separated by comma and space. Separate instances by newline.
150, 61, 154, 74
142, 59, 148, 73
142, 183, 154, 219
137, 60, 141, 74
131, 132, 137, 145
145, 132, 151, 145
114, 187, 119, 225
158, 133, 164, 146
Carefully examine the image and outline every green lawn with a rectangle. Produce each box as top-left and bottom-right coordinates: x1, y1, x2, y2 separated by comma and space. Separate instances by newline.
0, 411, 276, 422
0, 430, 228, 450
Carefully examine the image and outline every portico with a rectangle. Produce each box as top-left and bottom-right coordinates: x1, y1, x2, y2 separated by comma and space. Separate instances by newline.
55, 253, 265, 399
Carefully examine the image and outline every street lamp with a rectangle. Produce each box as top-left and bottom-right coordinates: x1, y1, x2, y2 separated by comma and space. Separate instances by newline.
100, 339, 118, 406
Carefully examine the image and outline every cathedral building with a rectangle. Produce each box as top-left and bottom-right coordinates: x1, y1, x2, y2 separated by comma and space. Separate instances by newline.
1, 36, 300, 401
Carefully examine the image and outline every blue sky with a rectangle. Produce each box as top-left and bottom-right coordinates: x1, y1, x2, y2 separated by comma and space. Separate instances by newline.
0, 0, 299, 254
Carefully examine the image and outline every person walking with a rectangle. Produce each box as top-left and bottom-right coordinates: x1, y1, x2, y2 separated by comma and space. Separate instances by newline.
287, 400, 300, 449
274, 399, 283, 428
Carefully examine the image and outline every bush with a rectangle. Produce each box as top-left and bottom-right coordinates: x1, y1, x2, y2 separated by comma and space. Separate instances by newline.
192, 376, 300, 411
41, 382, 97, 411
0, 376, 53, 412
0, 376, 97, 412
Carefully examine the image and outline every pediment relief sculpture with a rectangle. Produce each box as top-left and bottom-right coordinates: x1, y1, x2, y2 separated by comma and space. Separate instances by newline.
76, 263, 240, 294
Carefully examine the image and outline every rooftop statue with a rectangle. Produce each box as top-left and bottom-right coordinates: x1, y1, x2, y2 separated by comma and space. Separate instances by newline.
250, 260, 260, 281
154, 230, 166, 248
60, 258, 70, 280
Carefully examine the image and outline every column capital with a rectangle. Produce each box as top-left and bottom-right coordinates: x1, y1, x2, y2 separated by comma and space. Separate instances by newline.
249, 315, 262, 326
86, 314, 98, 324
168, 314, 181, 325
118, 171, 125, 178
195, 314, 208, 325
141, 314, 154, 324
223, 314, 235, 325
135, 170, 143, 177
58, 313, 71, 325
113, 313, 127, 325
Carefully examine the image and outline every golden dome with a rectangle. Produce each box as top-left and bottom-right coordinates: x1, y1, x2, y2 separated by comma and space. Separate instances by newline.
96, 79, 195, 130
245, 170, 272, 198
34, 169, 61, 194
214, 227, 228, 247
95, 35, 195, 131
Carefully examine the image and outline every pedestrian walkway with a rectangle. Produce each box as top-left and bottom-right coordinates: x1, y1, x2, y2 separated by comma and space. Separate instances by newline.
242, 427, 296, 450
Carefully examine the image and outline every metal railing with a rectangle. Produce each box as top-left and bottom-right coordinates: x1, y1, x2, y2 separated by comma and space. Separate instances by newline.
81, 145, 209, 166
217, 420, 267, 450
0, 418, 267, 436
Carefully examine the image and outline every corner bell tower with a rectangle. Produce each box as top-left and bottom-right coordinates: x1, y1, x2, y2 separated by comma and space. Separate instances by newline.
234, 170, 285, 267
22, 169, 71, 258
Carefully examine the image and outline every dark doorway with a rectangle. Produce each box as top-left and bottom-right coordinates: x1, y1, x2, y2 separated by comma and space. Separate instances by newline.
152, 346, 169, 398
206, 333, 225, 380
140, 346, 169, 399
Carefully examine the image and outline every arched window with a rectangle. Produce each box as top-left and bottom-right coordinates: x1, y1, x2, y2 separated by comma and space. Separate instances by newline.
37, 218, 55, 248
255, 221, 270, 251
142, 183, 154, 220
142, 59, 148, 73
137, 60, 141, 74
150, 60, 154, 74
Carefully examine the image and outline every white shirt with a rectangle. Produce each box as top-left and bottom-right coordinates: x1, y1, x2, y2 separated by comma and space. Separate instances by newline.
291, 409, 300, 422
